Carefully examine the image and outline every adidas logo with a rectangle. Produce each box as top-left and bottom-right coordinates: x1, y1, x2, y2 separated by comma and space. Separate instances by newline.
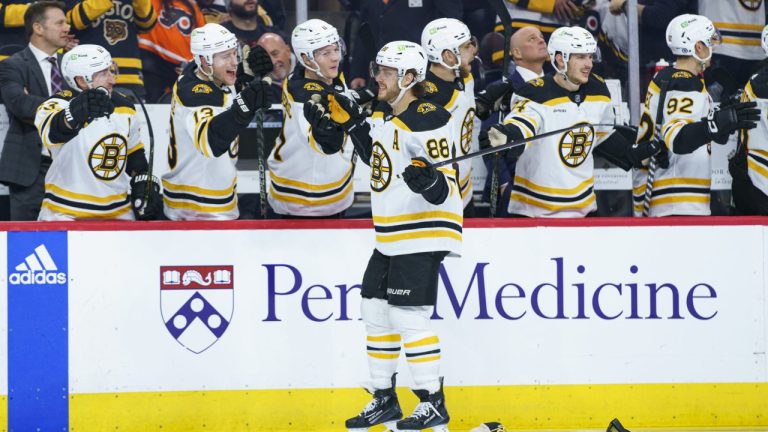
9, 244, 66, 285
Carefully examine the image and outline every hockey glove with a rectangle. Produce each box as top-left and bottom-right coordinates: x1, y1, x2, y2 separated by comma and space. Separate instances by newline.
235, 45, 274, 91
402, 157, 449, 205
626, 140, 663, 169
130, 173, 163, 220
65, 88, 114, 128
348, 80, 379, 106
488, 123, 526, 160
231, 78, 270, 126
304, 94, 345, 154
475, 80, 515, 120
706, 101, 759, 141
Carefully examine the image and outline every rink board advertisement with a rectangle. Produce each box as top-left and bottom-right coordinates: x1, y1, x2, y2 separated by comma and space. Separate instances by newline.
1, 221, 767, 430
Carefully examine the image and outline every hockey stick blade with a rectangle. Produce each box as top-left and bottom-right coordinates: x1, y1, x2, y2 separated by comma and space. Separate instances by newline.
432, 122, 592, 168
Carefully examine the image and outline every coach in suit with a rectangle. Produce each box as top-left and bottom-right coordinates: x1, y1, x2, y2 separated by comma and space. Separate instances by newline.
0, 1, 71, 220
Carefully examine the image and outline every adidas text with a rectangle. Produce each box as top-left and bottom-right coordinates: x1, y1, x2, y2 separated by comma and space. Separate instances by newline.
9, 271, 66, 285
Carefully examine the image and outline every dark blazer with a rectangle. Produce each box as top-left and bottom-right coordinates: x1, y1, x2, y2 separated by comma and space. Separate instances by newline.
0, 46, 62, 187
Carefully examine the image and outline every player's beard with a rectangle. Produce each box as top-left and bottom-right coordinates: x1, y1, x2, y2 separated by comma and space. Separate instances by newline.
459, 63, 471, 79
230, 2, 258, 19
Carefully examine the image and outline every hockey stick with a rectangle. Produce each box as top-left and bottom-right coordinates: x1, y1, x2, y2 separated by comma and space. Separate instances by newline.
128, 88, 155, 218
641, 77, 670, 217
487, 0, 513, 217
432, 122, 592, 168
241, 44, 269, 219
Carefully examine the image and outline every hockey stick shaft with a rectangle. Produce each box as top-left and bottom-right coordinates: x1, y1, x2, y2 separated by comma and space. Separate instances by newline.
432, 122, 592, 168
129, 89, 155, 217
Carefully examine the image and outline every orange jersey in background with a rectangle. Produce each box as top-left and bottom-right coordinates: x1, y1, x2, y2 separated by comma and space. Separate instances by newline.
138, 0, 204, 65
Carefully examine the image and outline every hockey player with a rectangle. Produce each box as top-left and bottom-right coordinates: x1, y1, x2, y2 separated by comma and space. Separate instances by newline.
488, 26, 661, 217
421, 17, 478, 216
266, 19, 355, 218
305, 41, 461, 431
729, 25, 768, 215
161, 23, 271, 220
632, 14, 759, 217
65, 0, 158, 98
34, 44, 161, 220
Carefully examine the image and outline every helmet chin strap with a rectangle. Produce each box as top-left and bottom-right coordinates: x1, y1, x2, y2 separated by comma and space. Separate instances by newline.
302, 57, 327, 80
389, 75, 416, 107
438, 49, 462, 78
552, 55, 581, 87
692, 46, 712, 72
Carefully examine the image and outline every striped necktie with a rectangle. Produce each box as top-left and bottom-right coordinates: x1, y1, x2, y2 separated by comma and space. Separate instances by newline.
48, 57, 63, 94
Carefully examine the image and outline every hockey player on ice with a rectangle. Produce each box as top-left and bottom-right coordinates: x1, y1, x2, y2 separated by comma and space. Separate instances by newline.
34, 44, 162, 221
305, 41, 462, 431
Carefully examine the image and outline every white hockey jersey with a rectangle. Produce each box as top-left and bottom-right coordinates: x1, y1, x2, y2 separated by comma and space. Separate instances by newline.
34, 89, 143, 221
162, 65, 239, 221
503, 74, 615, 217
267, 69, 355, 217
741, 69, 768, 196
422, 70, 477, 209
366, 99, 463, 257
699, 0, 765, 61
632, 67, 713, 217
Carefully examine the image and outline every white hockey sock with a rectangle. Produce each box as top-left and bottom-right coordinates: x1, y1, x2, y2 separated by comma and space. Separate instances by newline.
390, 306, 441, 393
361, 298, 400, 389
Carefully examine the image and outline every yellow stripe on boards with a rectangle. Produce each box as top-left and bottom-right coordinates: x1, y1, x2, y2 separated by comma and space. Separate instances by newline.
404, 336, 439, 348
64, 382, 768, 431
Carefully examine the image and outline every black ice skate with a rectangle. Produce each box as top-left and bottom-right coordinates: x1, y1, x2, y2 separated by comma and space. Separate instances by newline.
396, 378, 449, 432
346, 374, 403, 432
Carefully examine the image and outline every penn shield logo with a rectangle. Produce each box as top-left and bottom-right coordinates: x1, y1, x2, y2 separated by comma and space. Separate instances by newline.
9, 244, 66, 285
160, 265, 234, 354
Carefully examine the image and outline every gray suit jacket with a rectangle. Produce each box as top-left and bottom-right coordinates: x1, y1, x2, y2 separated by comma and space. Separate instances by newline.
0, 46, 64, 187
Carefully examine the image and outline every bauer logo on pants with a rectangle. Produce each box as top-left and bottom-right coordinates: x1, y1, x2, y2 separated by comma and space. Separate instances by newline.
160, 265, 234, 354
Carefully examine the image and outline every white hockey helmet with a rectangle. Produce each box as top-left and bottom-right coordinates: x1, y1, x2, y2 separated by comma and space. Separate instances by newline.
762, 25, 768, 56
190, 23, 238, 71
547, 26, 597, 75
291, 19, 341, 76
421, 18, 472, 72
374, 41, 428, 105
61, 44, 115, 91
665, 14, 720, 62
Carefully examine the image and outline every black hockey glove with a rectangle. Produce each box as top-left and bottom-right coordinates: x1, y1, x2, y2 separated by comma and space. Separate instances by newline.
65, 88, 114, 128
304, 94, 345, 154
231, 78, 270, 126
402, 157, 449, 205
327, 92, 367, 132
348, 80, 378, 106
475, 80, 515, 120
130, 173, 163, 220
626, 140, 663, 169
487, 123, 526, 160
236, 45, 274, 91
706, 101, 759, 141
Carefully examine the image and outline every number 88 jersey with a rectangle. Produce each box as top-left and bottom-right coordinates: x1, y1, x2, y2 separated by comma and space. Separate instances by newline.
366, 100, 463, 257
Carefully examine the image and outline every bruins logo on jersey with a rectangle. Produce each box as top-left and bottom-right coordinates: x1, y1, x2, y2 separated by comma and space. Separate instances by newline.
192, 84, 213, 94
304, 82, 324, 91
423, 81, 438, 94
57, 90, 73, 98
370, 142, 392, 192
530, 78, 545, 87
89, 133, 127, 180
739, 0, 762, 11
417, 102, 436, 114
460, 108, 476, 154
104, 18, 129, 46
559, 125, 594, 168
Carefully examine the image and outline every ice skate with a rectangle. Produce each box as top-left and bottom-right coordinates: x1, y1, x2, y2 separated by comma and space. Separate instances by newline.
346, 374, 403, 431
396, 378, 449, 431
